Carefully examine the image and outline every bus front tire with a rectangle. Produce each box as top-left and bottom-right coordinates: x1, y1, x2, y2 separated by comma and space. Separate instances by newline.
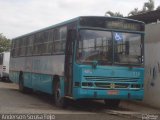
104, 99, 120, 108
54, 80, 66, 108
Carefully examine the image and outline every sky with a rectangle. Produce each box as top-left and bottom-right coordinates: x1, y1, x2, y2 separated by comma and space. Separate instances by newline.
0, 0, 160, 39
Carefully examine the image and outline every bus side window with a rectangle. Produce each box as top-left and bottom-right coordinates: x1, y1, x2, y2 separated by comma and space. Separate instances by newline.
38, 32, 44, 55
19, 37, 27, 56
125, 41, 129, 55
60, 26, 67, 52
40, 32, 46, 54
11, 40, 15, 57
26, 35, 34, 56
47, 29, 54, 54
53, 26, 67, 54
15, 39, 20, 57
43, 29, 54, 54
54, 28, 60, 53
33, 32, 42, 55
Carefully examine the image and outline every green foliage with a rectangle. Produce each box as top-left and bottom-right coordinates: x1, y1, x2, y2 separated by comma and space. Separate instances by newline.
128, 0, 155, 16
105, 0, 157, 17
0, 33, 11, 53
143, 0, 154, 12
128, 8, 139, 16
157, 6, 160, 10
105, 11, 123, 17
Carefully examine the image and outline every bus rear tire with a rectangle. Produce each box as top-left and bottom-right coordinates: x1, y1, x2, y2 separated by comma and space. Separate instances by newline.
19, 72, 31, 93
19, 74, 25, 93
104, 99, 120, 108
54, 80, 67, 108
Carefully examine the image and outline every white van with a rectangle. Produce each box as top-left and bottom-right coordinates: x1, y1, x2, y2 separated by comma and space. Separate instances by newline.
0, 52, 10, 81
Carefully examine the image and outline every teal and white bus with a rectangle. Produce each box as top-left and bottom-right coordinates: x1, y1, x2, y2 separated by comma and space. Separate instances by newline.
10, 16, 145, 107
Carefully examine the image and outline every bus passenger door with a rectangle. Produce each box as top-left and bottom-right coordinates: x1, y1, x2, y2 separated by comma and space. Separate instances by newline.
65, 29, 76, 96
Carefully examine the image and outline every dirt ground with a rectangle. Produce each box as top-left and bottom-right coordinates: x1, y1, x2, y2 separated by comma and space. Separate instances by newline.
0, 81, 159, 120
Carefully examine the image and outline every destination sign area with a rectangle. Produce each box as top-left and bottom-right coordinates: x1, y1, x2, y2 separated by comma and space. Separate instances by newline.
106, 21, 141, 31
79, 17, 144, 31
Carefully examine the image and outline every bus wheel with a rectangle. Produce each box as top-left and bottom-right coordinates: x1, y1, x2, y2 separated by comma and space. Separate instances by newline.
54, 80, 66, 108
104, 99, 120, 108
19, 73, 30, 93
19, 74, 25, 92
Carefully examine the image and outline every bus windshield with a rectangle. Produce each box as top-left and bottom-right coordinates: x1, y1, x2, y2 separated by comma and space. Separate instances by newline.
113, 32, 142, 65
77, 29, 143, 65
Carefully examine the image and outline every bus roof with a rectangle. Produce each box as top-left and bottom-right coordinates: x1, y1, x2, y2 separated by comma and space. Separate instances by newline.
13, 16, 145, 40
13, 17, 79, 40
80, 16, 145, 24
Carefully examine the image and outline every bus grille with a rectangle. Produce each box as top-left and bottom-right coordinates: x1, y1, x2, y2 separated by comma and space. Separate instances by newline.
95, 83, 129, 89
84, 76, 138, 82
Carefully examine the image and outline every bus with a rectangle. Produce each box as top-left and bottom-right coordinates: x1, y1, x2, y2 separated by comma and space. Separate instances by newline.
0, 52, 10, 81
9, 16, 145, 107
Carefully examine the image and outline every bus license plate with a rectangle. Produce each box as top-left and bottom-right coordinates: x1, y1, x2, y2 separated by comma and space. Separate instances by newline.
107, 90, 119, 95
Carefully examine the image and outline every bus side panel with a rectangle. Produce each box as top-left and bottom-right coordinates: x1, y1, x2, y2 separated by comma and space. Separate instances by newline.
31, 55, 65, 94
9, 71, 19, 83
39, 74, 53, 94
9, 57, 25, 83
23, 57, 33, 88
23, 72, 32, 89
32, 73, 53, 94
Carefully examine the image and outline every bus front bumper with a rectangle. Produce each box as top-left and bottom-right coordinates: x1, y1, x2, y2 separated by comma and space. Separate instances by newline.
73, 88, 144, 100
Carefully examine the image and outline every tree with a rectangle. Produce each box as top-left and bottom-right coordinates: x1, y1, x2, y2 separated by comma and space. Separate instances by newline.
157, 6, 160, 10
128, 0, 155, 16
0, 33, 11, 53
128, 8, 139, 16
105, 11, 123, 17
143, 0, 154, 12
